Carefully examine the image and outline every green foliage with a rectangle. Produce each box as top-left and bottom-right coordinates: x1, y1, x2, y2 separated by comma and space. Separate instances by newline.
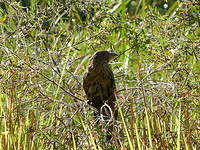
0, 0, 199, 149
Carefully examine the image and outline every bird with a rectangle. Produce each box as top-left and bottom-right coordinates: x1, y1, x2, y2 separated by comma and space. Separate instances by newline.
83, 50, 118, 121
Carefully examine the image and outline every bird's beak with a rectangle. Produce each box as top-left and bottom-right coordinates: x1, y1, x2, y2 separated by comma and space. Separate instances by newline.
109, 52, 118, 60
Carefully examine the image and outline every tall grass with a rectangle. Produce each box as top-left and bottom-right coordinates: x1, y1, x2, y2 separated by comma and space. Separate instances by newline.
0, 0, 199, 149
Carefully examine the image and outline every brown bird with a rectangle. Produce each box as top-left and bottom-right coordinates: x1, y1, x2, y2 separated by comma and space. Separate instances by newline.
83, 51, 118, 120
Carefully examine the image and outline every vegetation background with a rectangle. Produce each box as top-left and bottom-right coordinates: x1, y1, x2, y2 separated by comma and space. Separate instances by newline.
0, 0, 199, 149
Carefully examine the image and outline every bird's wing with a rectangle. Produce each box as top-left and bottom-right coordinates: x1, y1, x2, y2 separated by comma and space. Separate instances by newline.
83, 71, 90, 95
83, 66, 101, 97
83, 64, 116, 97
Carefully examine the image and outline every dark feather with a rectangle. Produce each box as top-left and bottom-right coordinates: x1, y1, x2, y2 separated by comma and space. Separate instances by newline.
83, 51, 117, 119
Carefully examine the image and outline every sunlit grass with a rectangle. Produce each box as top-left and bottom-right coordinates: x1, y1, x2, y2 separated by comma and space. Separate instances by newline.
0, 0, 199, 149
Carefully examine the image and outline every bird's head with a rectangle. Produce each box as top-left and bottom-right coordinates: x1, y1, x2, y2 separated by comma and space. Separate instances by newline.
92, 51, 118, 64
